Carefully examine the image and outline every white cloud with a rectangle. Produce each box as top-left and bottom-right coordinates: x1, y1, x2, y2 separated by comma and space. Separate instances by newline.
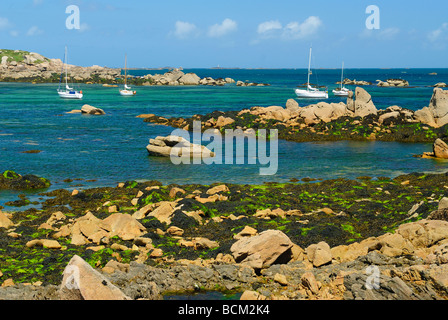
79, 23, 90, 32
428, 23, 448, 42
359, 27, 400, 41
10, 30, 19, 37
26, 26, 43, 36
282, 16, 322, 39
173, 21, 198, 39
256, 17, 322, 41
0, 17, 11, 30
257, 20, 282, 36
33, 0, 43, 5
208, 18, 237, 38
378, 27, 400, 40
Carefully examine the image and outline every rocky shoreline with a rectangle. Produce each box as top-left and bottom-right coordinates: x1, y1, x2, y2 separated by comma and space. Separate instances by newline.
1, 169, 448, 300
0, 50, 266, 87
141, 87, 448, 145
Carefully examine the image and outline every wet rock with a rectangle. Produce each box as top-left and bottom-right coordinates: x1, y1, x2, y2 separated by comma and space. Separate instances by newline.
146, 201, 177, 224
178, 73, 201, 85
343, 273, 423, 300
231, 230, 294, 269
166, 226, 184, 236
377, 79, 409, 87
0, 211, 14, 229
100, 213, 146, 241
26, 239, 62, 249
0, 170, 51, 190
81, 104, 106, 115
341, 79, 372, 86
70, 211, 103, 245
59, 255, 131, 300
433, 139, 448, 159
240, 290, 267, 300
250, 105, 292, 122
215, 116, 235, 128
206, 184, 229, 195
298, 102, 350, 125
306, 241, 332, 267
429, 88, 448, 127
301, 272, 320, 295
397, 219, 448, 248
353, 87, 378, 118
146, 135, 215, 158
234, 226, 258, 240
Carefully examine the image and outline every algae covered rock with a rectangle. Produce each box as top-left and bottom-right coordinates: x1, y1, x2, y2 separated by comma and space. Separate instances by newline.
0, 170, 51, 190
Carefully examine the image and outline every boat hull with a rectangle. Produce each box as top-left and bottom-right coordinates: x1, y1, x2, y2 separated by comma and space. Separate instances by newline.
332, 89, 350, 97
295, 88, 328, 99
58, 91, 83, 99
119, 90, 136, 96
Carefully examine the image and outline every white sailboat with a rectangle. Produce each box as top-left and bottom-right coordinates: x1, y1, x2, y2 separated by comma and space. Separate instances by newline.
295, 47, 328, 99
333, 62, 350, 97
119, 54, 136, 96
57, 46, 83, 99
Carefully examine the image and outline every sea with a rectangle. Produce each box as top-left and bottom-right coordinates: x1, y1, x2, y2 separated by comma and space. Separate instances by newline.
1, 68, 447, 207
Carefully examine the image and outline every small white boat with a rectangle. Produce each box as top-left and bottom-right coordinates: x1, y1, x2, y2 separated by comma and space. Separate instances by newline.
333, 87, 350, 97
119, 55, 136, 96
295, 85, 328, 99
333, 62, 350, 97
295, 47, 328, 99
58, 46, 83, 99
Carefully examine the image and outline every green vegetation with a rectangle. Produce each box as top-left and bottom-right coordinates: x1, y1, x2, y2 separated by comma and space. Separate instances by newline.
0, 170, 445, 285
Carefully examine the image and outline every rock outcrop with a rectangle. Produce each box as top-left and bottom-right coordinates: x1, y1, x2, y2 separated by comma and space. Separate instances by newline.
231, 230, 294, 269
0, 170, 51, 190
433, 139, 448, 159
248, 87, 377, 126
415, 88, 448, 128
80, 104, 106, 115
339, 79, 372, 86
419, 139, 448, 159
0, 49, 120, 83
297, 102, 351, 125
0, 50, 243, 86
59, 255, 131, 300
347, 87, 378, 118
429, 88, 448, 127
141, 69, 237, 87
0, 211, 14, 229
236, 80, 270, 87
376, 79, 409, 87
146, 135, 215, 158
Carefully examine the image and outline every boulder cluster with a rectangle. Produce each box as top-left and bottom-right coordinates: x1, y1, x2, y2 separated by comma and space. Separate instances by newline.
0, 50, 120, 82
221, 87, 448, 129
140, 69, 236, 86
376, 79, 409, 87
339, 78, 372, 86
0, 50, 252, 86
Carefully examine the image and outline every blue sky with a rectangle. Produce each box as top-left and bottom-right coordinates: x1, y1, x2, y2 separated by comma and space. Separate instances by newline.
1, 0, 448, 68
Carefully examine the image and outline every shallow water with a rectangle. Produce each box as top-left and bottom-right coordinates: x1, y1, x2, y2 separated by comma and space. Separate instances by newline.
0, 69, 447, 207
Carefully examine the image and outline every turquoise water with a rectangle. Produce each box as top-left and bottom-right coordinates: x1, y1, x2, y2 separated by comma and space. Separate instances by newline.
0, 69, 447, 206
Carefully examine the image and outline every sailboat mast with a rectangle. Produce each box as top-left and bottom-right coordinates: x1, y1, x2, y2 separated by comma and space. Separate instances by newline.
124, 54, 127, 86
307, 47, 312, 90
341, 61, 344, 90
65, 46, 68, 87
